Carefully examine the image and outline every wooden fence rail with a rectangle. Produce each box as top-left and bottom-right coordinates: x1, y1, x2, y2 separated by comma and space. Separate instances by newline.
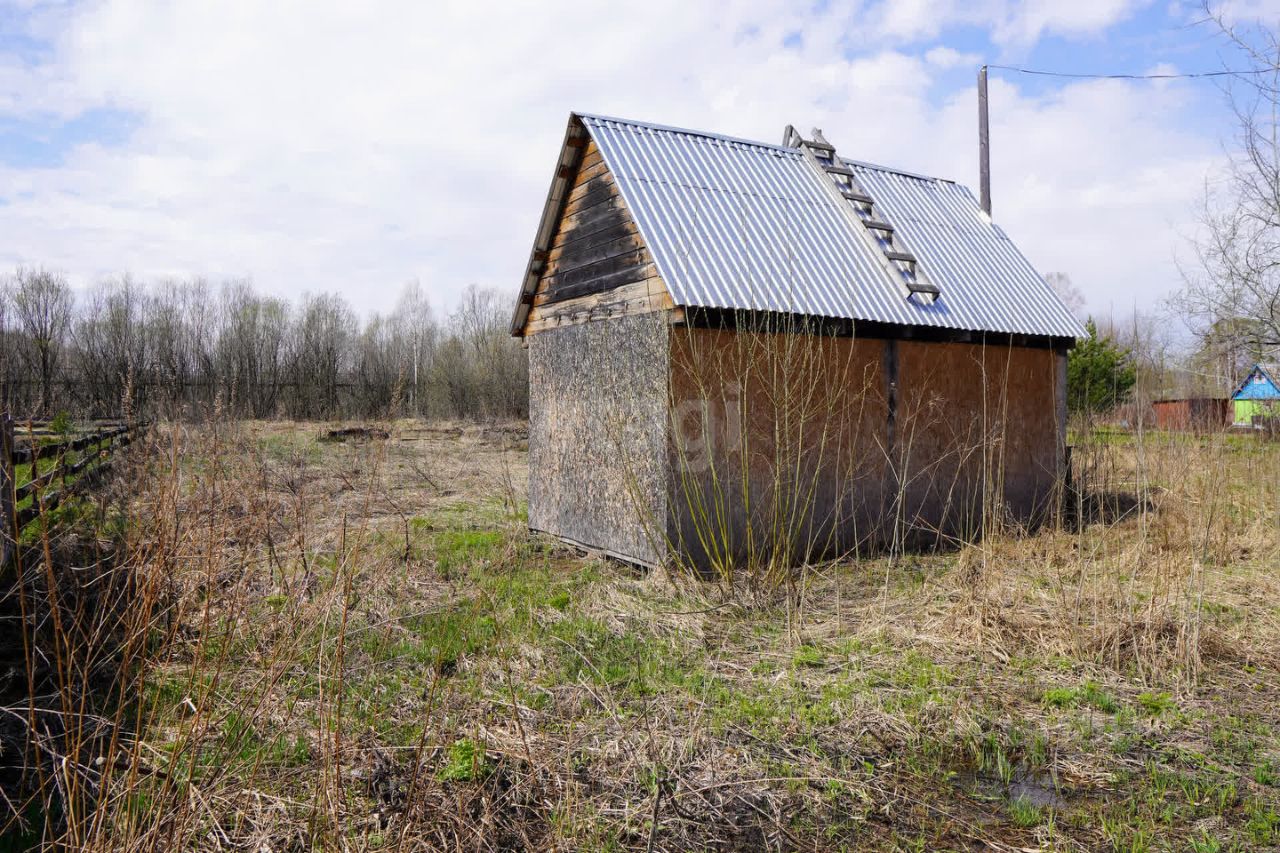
1, 414, 143, 569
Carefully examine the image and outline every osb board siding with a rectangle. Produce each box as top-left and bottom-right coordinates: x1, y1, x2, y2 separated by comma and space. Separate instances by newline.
667, 326, 891, 568
895, 341, 1064, 537
526, 140, 666, 330
527, 312, 669, 565
666, 329, 1068, 568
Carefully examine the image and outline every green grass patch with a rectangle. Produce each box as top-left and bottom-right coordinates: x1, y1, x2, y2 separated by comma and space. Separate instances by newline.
551, 615, 692, 697
1136, 691, 1176, 717
1008, 794, 1043, 828
429, 529, 505, 574
438, 738, 491, 783
257, 432, 323, 464
389, 604, 497, 674
1246, 799, 1280, 845
792, 644, 825, 668
411, 499, 514, 532
1042, 681, 1120, 713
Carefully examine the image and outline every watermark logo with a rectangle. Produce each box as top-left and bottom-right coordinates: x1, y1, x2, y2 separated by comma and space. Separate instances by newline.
671, 383, 741, 474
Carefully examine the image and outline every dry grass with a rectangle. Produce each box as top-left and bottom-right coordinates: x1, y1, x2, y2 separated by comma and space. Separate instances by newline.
2, 418, 1279, 851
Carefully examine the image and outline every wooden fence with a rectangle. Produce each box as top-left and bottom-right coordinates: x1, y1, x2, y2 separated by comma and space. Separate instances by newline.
0, 414, 143, 569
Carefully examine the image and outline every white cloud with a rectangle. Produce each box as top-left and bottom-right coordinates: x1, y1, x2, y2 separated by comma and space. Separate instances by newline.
991, 0, 1154, 45
1200, 0, 1280, 25
0, 0, 1225, 321
868, 0, 1153, 46
924, 46, 982, 68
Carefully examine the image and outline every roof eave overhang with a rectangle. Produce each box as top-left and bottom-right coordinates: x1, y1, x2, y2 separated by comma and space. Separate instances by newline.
510, 113, 592, 337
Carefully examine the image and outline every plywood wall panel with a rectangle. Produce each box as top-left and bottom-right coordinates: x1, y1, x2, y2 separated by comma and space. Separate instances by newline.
667, 325, 891, 569
527, 312, 670, 565
664, 328, 1067, 569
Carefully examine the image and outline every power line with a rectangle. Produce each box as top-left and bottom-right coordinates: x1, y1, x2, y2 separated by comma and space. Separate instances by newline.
975, 60, 1274, 217
986, 63, 1273, 81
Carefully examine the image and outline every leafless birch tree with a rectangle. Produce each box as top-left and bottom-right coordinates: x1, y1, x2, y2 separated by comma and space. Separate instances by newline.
9, 268, 73, 415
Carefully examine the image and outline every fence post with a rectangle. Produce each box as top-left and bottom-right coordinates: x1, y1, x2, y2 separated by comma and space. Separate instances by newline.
1, 413, 14, 571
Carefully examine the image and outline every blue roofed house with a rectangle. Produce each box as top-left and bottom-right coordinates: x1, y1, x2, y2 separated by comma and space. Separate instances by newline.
510, 113, 1086, 570
1232, 364, 1280, 426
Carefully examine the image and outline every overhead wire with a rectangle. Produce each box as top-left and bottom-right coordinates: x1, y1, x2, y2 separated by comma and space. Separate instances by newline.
984, 63, 1273, 80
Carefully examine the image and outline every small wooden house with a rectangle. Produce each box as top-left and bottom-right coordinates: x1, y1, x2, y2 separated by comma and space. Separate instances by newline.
511, 113, 1085, 569
1152, 398, 1231, 432
1232, 364, 1280, 426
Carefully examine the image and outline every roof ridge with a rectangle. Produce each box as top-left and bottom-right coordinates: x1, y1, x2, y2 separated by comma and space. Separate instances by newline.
576, 112, 802, 156
842, 156, 955, 185
578, 113, 961, 185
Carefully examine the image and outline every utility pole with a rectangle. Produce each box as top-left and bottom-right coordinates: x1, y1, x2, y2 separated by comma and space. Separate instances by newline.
978, 64, 991, 218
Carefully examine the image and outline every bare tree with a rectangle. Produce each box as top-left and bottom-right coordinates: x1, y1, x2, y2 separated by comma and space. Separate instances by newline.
353, 313, 405, 415
393, 279, 438, 417
1045, 272, 1086, 319
1179, 8, 1280, 366
0, 280, 12, 411
149, 278, 216, 413
74, 276, 151, 416
450, 284, 528, 418
10, 268, 73, 416
216, 281, 291, 417
1097, 308, 1183, 402
289, 293, 356, 419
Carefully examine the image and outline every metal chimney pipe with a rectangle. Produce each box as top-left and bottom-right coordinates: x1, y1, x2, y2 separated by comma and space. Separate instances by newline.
978, 65, 991, 218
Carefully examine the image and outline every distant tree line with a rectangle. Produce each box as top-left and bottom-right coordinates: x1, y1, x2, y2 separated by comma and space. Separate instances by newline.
0, 268, 528, 421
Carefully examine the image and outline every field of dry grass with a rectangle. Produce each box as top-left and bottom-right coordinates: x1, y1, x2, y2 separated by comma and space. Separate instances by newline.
3, 419, 1279, 851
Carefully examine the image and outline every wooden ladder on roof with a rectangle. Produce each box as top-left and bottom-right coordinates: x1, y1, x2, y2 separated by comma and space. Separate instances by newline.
783, 125, 940, 302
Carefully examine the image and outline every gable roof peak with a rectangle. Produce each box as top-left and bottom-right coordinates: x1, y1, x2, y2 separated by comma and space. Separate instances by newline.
513, 111, 1087, 340
1233, 363, 1280, 400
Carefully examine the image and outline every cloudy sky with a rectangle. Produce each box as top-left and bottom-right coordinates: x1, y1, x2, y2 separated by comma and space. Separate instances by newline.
0, 0, 1276, 319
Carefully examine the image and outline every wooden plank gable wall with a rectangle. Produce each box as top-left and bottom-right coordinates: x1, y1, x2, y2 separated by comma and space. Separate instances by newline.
524, 140, 674, 335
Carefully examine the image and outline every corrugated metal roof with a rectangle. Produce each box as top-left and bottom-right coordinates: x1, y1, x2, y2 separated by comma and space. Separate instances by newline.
578, 113, 1086, 339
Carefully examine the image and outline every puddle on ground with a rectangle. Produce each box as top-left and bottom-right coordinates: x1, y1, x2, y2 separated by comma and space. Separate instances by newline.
1007, 772, 1067, 809
954, 769, 1069, 810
